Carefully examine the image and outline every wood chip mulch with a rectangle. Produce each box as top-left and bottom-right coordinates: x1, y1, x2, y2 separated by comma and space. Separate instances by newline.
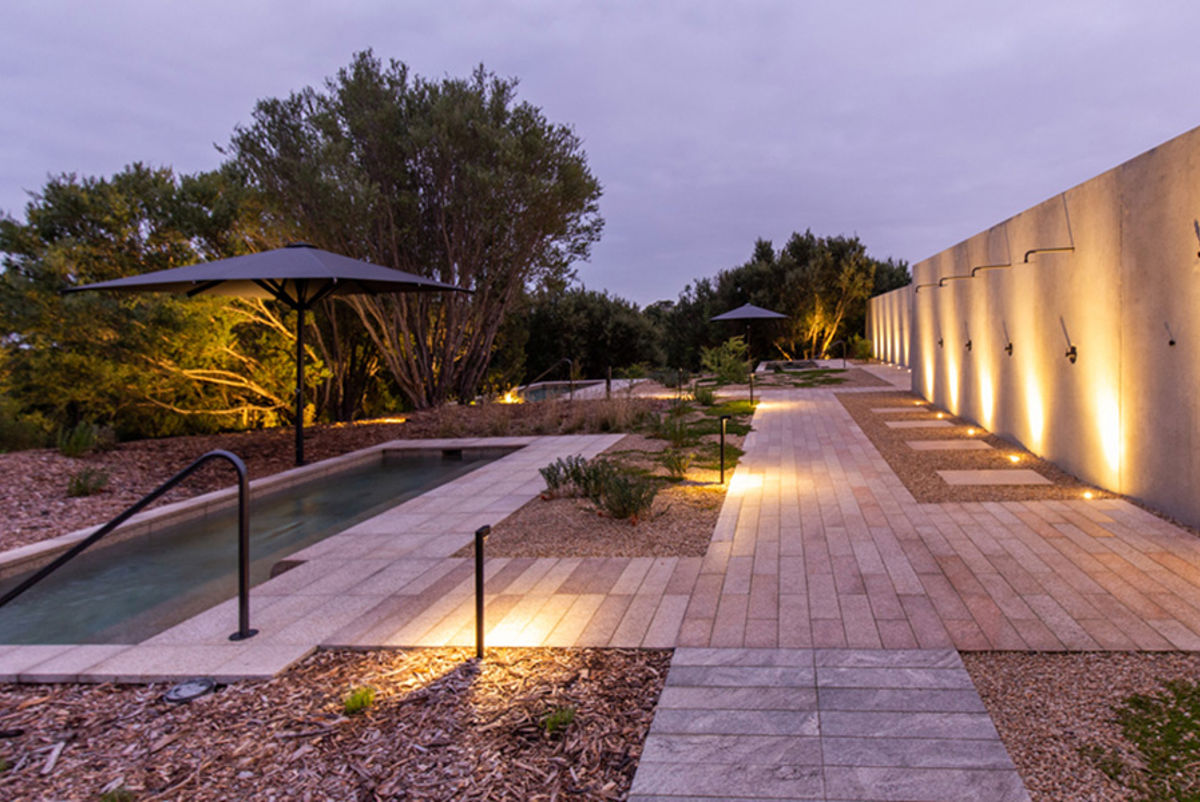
963, 651, 1200, 802
0, 646, 671, 801
0, 398, 667, 553
456, 433, 736, 559
836, 390, 1109, 503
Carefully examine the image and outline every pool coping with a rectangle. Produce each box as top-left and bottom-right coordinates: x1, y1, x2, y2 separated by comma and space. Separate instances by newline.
0, 433, 623, 683
0, 436, 538, 581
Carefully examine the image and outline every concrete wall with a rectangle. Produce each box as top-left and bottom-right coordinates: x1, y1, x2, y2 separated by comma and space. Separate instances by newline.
868, 285, 913, 367
911, 123, 1200, 528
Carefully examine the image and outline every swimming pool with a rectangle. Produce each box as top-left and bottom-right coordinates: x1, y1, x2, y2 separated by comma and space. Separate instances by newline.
520, 380, 602, 402
0, 449, 504, 645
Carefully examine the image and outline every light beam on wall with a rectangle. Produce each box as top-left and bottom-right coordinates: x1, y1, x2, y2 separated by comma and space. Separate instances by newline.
980, 371, 995, 429
1098, 391, 1121, 476
1025, 371, 1045, 451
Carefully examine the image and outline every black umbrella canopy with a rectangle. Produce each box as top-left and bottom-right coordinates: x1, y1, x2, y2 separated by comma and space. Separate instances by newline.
66, 243, 469, 465
65, 242, 465, 307
710, 303, 787, 321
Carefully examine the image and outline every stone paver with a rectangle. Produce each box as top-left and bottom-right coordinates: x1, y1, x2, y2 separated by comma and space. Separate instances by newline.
907, 439, 993, 451
629, 647, 1028, 802
886, 419, 953, 429
938, 469, 1052, 486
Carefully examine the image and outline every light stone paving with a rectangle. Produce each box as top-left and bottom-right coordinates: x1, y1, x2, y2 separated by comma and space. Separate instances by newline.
938, 469, 1052, 486
907, 439, 993, 451
885, 419, 953, 429
630, 647, 1029, 802
0, 434, 623, 682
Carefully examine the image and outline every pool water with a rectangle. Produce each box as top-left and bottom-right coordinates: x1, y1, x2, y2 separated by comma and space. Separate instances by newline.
520, 380, 601, 402
0, 451, 500, 644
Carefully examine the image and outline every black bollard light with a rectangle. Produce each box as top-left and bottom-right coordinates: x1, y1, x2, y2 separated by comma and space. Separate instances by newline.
474, 525, 490, 659
606, 366, 612, 399
720, 414, 731, 484
749, 371, 754, 404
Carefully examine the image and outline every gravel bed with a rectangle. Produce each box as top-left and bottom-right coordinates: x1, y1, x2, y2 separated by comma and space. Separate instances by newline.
0, 647, 670, 801
464, 432, 738, 559
963, 651, 1200, 802
837, 390, 1109, 503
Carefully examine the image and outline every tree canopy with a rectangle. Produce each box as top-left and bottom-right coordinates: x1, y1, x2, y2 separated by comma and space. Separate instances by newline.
229, 51, 604, 408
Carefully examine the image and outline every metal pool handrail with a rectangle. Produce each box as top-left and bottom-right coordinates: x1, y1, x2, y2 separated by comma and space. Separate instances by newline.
0, 449, 257, 641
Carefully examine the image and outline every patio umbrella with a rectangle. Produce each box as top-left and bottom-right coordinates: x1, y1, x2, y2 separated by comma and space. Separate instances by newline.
65, 242, 469, 465
711, 303, 787, 402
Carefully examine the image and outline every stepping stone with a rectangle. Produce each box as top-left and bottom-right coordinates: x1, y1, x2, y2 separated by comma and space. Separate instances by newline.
937, 469, 1051, 486
907, 440, 993, 451
872, 406, 927, 413
886, 420, 953, 429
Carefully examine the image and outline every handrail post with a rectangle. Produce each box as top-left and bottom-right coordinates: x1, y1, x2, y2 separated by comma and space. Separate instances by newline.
229, 458, 257, 641
0, 449, 257, 641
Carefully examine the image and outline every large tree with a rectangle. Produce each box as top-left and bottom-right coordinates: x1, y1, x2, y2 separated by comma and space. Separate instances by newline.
0, 164, 303, 437
230, 51, 603, 408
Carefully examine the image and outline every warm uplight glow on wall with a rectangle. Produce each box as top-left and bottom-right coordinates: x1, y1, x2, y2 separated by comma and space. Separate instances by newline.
979, 372, 995, 429
1008, 455, 1020, 463
1098, 391, 1121, 475
946, 354, 960, 409
967, 428, 976, 435
924, 359, 935, 397
1025, 374, 1045, 451
1083, 491, 1094, 500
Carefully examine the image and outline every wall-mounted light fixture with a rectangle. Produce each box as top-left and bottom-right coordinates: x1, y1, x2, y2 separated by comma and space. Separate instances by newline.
1024, 194, 1076, 263
1065, 345, 1078, 364
937, 337, 944, 348
1004, 342, 1013, 356
1165, 321, 1177, 347
970, 262, 1013, 277
965, 339, 972, 351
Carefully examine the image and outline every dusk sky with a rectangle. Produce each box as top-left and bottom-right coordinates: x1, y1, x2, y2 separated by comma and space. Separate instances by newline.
3, 1, 1198, 306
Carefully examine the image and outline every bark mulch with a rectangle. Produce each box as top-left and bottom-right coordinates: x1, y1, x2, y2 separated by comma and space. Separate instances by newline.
0, 647, 670, 801
0, 398, 666, 553
836, 390, 1109, 503
963, 651, 1200, 802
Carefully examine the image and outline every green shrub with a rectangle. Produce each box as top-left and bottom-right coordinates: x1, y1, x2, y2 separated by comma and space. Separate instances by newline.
661, 450, 693, 481
574, 458, 618, 503
700, 337, 749, 384
57, 422, 99, 457
691, 385, 716, 406
343, 686, 376, 716
541, 705, 576, 736
598, 471, 659, 520
654, 414, 694, 448
539, 460, 569, 494
67, 467, 109, 498
0, 396, 47, 453
850, 334, 873, 360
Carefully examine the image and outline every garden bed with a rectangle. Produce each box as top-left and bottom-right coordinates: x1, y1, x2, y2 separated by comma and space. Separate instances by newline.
836, 390, 1108, 503
964, 651, 1200, 802
0, 647, 670, 801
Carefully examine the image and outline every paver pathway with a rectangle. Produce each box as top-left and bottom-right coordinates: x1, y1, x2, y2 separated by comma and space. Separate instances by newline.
631, 647, 1028, 802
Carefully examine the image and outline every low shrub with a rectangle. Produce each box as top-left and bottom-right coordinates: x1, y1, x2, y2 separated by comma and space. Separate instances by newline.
0, 396, 47, 453
700, 336, 749, 384
598, 471, 659, 521
654, 414, 694, 448
57, 422, 100, 457
343, 686, 376, 716
850, 333, 873, 360
67, 467, 109, 497
541, 705, 577, 736
691, 385, 716, 406
661, 449, 693, 481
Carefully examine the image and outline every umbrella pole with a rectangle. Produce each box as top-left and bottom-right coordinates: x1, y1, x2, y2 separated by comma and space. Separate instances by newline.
295, 306, 305, 466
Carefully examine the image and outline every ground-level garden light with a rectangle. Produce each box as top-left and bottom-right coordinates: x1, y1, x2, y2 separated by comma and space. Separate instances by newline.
720, 414, 731, 484
475, 524, 490, 659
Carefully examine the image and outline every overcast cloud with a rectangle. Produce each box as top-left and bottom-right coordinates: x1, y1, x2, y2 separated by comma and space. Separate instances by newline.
2, 1, 1198, 305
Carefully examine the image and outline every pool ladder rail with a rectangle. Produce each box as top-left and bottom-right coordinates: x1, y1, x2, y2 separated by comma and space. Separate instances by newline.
0, 450, 258, 641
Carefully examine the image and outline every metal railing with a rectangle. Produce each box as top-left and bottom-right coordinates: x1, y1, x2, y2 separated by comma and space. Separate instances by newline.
0, 449, 257, 641
521, 358, 575, 400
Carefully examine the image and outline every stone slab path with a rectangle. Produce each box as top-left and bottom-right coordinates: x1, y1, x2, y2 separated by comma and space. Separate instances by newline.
631, 647, 1029, 802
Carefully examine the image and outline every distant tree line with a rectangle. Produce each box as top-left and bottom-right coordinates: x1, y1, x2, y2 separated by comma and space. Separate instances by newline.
0, 51, 908, 447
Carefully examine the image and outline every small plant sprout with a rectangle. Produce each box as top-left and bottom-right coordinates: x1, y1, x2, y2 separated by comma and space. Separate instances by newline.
541, 705, 576, 736
343, 686, 376, 716
67, 467, 109, 497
